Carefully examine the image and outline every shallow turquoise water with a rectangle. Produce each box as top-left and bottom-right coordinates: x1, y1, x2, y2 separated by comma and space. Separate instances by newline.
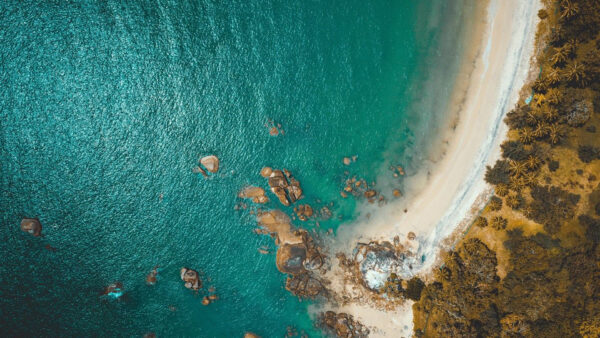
0, 1, 472, 336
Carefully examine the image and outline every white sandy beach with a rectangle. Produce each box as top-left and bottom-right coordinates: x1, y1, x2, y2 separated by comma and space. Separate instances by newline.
322, 0, 542, 335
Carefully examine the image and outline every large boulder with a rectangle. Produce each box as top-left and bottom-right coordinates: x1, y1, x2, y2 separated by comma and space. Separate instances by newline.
256, 210, 302, 245
200, 155, 220, 173
264, 169, 303, 206
20, 218, 42, 237
271, 186, 290, 206
146, 267, 158, 285
260, 167, 273, 178
276, 243, 307, 275
180, 267, 201, 290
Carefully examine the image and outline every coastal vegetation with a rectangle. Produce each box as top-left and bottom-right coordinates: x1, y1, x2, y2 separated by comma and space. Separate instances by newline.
413, 0, 600, 336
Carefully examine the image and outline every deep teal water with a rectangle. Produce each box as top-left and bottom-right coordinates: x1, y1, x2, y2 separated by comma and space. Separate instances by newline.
0, 1, 472, 337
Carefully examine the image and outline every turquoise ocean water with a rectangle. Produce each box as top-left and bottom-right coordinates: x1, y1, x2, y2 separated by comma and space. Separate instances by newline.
0, 1, 474, 336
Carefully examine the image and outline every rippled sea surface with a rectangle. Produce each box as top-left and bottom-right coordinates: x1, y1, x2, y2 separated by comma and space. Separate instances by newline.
0, 1, 473, 336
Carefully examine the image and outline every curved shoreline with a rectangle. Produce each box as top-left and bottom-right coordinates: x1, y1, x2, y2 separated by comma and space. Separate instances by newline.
323, 0, 541, 335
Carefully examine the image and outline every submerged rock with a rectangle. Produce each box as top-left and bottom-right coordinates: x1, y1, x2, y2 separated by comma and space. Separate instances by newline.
180, 267, 201, 290
200, 155, 220, 173
20, 218, 42, 237
146, 267, 159, 285
238, 186, 269, 204
103, 282, 125, 299
294, 204, 313, 221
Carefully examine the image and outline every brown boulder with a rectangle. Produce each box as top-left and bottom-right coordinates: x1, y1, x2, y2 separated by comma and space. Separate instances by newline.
200, 155, 220, 173
268, 170, 287, 186
364, 190, 377, 198
20, 218, 42, 237
276, 243, 307, 275
146, 267, 159, 285
271, 186, 290, 206
287, 184, 303, 203
260, 167, 273, 178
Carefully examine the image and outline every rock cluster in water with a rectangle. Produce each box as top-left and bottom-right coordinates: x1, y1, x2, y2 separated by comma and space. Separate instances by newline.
20, 218, 42, 237
279, 231, 326, 298
293, 204, 313, 221
265, 169, 303, 206
180, 267, 201, 290
317, 311, 370, 338
255, 208, 327, 298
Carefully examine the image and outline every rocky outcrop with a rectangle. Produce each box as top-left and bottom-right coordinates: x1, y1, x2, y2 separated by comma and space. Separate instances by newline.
199, 155, 220, 173
20, 218, 42, 237
294, 204, 313, 221
180, 267, 201, 290
317, 311, 370, 338
279, 231, 327, 297
256, 209, 327, 298
260, 167, 273, 178
349, 236, 420, 292
285, 272, 325, 298
265, 169, 303, 206
238, 186, 269, 204
277, 243, 308, 275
